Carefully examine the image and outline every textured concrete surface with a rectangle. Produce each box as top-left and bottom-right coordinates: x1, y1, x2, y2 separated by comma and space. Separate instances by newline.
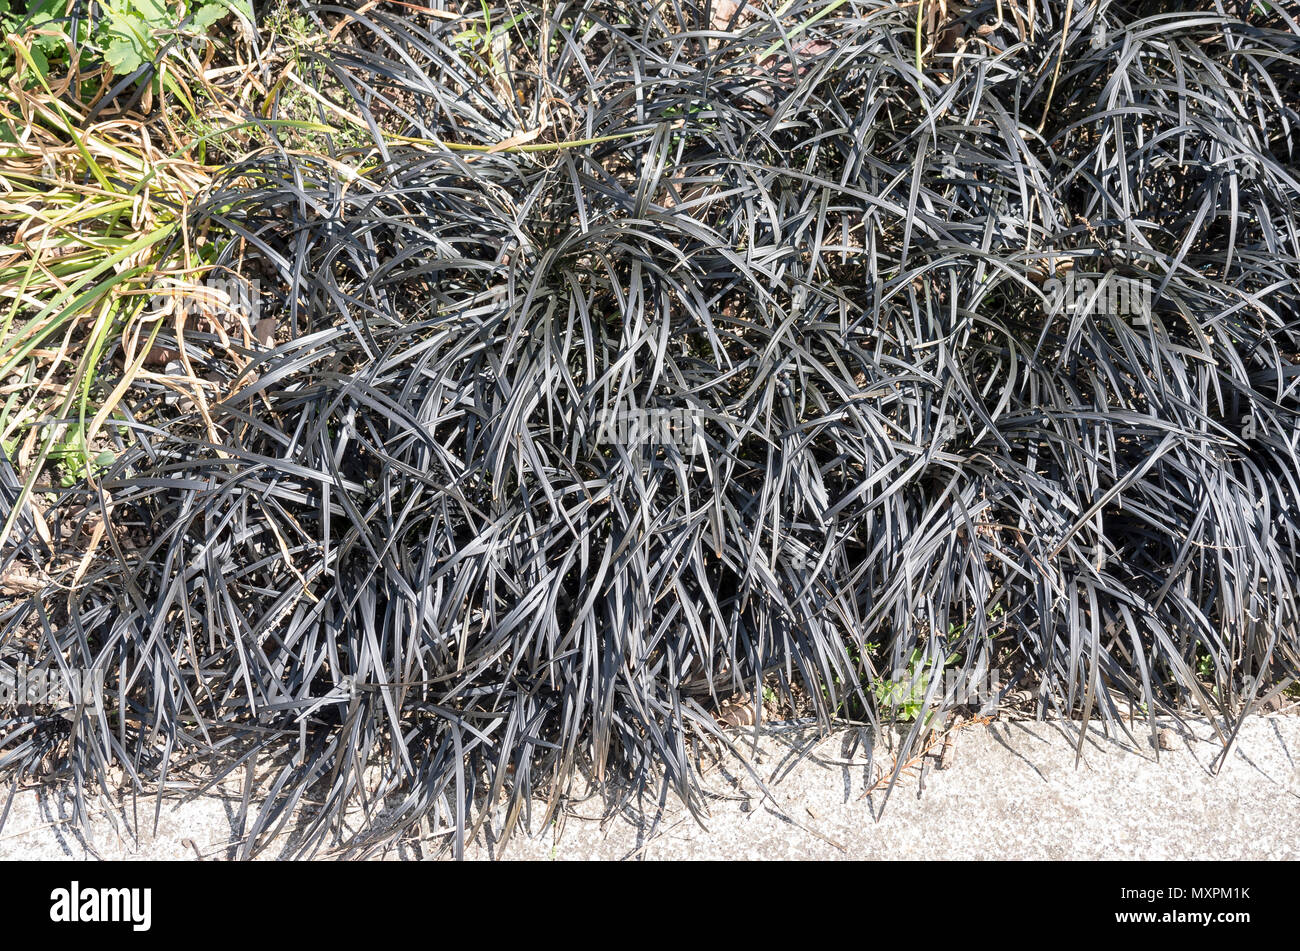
2, 714, 1297, 860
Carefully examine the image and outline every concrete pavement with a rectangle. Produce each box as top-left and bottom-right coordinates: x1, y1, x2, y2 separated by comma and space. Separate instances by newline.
1, 714, 1297, 859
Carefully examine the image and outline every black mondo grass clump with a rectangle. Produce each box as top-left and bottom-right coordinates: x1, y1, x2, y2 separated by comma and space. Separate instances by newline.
3, 0, 1300, 856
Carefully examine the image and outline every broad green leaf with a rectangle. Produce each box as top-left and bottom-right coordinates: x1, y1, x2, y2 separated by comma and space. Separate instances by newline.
105, 36, 145, 75
191, 2, 227, 31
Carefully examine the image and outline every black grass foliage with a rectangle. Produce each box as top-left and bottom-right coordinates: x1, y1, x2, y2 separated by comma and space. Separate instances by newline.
3, 0, 1300, 856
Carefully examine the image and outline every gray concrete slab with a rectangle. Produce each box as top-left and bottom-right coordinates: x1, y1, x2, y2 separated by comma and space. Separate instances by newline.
2, 714, 1297, 860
